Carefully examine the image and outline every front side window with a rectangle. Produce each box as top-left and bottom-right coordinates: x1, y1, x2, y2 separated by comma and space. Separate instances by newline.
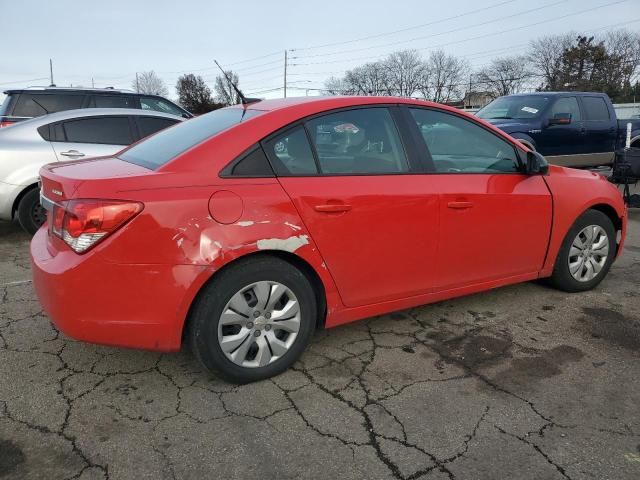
120, 107, 263, 170
550, 97, 581, 121
62, 116, 132, 145
306, 108, 409, 174
264, 127, 318, 175
135, 116, 179, 139
582, 97, 610, 121
410, 108, 520, 173
140, 96, 186, 116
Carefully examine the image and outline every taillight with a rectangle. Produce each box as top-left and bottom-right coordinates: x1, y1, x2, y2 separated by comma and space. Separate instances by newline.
51, 199, 143, 253
0, 120, 15, 128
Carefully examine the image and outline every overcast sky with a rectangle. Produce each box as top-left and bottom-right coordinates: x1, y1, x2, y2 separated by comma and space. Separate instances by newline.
1, 0, 639, 101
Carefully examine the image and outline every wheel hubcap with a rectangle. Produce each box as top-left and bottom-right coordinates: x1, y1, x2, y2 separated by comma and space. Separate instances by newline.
32, 202, 47, 227
217, 281, 301, 368
568, 225, 609, 282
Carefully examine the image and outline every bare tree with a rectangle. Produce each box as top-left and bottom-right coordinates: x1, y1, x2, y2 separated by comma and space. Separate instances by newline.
602, 29, 640, 89
420, 50, 469, 103
382, 50, 424, 97
175, 74, 218, 114
345, 62, 391, 96
323, 76, 353, 95
527, 34, 574, 90
214, 70, 241, 105
475, 56, 532, 98
132, 70, 168, 96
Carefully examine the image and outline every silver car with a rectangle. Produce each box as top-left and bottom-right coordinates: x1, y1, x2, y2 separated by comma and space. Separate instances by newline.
0, 108, 183, 233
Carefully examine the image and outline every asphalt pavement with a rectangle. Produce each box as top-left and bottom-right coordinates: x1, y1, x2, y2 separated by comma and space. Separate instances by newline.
0, 212, 639, 480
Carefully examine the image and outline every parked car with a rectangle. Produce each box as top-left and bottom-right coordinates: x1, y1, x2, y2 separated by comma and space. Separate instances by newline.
0, 108, 183, 233
0, 86, 192, 128
31, 97, 626, 383
476, 92, 640, 167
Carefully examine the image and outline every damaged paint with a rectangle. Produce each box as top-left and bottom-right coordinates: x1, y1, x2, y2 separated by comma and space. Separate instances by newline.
284, 222, 302, 231
257, 235, 309, 253
236, 221, 255, 227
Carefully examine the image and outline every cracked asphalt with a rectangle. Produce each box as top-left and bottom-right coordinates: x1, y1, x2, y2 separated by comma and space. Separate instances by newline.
1, 213, 639, 480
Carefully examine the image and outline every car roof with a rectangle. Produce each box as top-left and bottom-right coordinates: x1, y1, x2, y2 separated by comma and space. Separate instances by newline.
2, 108, 184, 130
3, 87, 139, 95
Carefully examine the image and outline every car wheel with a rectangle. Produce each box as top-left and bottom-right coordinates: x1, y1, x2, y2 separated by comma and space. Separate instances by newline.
189, 255, 317, 383
17, 188, 46, 235
549, 210, 616, 292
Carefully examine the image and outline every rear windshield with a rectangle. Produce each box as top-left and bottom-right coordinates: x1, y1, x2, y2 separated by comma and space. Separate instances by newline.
119, 107, 264, 169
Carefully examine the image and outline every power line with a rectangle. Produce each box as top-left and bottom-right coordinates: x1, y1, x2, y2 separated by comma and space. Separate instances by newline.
291, 0, 519, 52
0, 76, 50, 87
291, 0, 630, 67
292, 0, 566, 60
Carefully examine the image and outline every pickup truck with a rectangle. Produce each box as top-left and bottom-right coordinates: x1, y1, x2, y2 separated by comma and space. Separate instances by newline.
476, 92, 640, 168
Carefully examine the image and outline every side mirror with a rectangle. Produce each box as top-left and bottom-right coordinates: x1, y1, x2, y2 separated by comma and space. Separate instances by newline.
548, 113, 572, 126
526, 151, 549, 175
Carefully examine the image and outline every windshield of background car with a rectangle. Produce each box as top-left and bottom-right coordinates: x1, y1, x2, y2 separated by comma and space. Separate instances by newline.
477, 96, 550, 120
119, 108, 264, 170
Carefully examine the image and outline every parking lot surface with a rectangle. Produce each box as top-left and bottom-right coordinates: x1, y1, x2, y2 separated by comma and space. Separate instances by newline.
1, 214, 639, 480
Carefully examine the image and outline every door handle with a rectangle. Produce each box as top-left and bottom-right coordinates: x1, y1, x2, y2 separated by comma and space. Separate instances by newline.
314, 204, 352, 213
447, 201, 473, 209
60, 150, 85, 158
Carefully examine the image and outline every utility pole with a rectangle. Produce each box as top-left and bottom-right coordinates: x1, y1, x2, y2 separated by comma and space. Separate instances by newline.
49, 59, 54, 86
283, 50, 287, 98
135, 72, 140, 93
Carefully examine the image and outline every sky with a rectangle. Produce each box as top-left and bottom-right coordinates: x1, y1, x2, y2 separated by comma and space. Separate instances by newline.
1, 0, 639, 102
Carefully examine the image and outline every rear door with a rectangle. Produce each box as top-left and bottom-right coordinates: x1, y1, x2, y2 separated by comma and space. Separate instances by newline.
50, 115, 134, 161
406, 107, 552, 289
581, 96, 616, 157
266, 106, 440, 307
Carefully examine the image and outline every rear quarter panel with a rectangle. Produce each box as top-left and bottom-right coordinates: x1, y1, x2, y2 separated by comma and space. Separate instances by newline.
540, 166, 626, 277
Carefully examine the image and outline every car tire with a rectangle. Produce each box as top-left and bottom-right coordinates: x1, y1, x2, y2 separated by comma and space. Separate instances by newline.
549, 209, 616, 292
17, 188, 46, 235
189, 255, 317, 383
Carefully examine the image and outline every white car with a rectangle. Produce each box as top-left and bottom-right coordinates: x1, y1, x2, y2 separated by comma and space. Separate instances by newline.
0, 108, 183, 233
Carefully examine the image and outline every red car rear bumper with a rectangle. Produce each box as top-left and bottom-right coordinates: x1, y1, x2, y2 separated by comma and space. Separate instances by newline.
30, 228, 207, 352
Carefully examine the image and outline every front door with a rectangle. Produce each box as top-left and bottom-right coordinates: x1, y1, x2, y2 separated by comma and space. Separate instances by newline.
264, 107, 440, 308
536, 96, 585, 158
406, 107, 552, 289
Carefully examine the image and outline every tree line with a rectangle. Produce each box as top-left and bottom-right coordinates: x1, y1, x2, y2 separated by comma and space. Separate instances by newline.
324, 29, 640, 103
131, 28, 640, 113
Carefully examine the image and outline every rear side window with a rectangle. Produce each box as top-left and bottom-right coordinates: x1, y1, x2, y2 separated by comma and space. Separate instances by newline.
136, 116, 179, 139
582, 97, 610, 121
0, 95, 11, 116
264, 127, 318, 175
62, 116, 132, 145
119, 107, 263, 170
13, 94, 85, 117
140, 96, 186, 116
222, 147, 274, 177
92, 95, 138, 108
306, 108, 409, 174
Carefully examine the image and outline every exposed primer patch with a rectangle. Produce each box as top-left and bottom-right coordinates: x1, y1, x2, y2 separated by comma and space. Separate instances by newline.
257, 235, 309, 253
236, 221, 255, 227
285, 222, 302, 231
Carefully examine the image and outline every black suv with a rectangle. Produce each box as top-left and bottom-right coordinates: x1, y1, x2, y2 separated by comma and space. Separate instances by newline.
0, 87, 193, 127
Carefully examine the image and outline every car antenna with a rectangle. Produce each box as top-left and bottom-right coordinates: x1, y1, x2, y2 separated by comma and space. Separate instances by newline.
213, 60, 261, 107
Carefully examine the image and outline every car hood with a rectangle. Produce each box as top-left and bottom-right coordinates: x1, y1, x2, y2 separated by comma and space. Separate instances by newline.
483, 119, 535, 133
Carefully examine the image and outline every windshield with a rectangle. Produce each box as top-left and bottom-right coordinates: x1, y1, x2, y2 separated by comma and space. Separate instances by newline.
477, 96, 550, 120
120, 107, 264, 169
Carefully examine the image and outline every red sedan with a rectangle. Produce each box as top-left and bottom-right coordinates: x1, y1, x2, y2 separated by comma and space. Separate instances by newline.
31, 97, 627, 383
